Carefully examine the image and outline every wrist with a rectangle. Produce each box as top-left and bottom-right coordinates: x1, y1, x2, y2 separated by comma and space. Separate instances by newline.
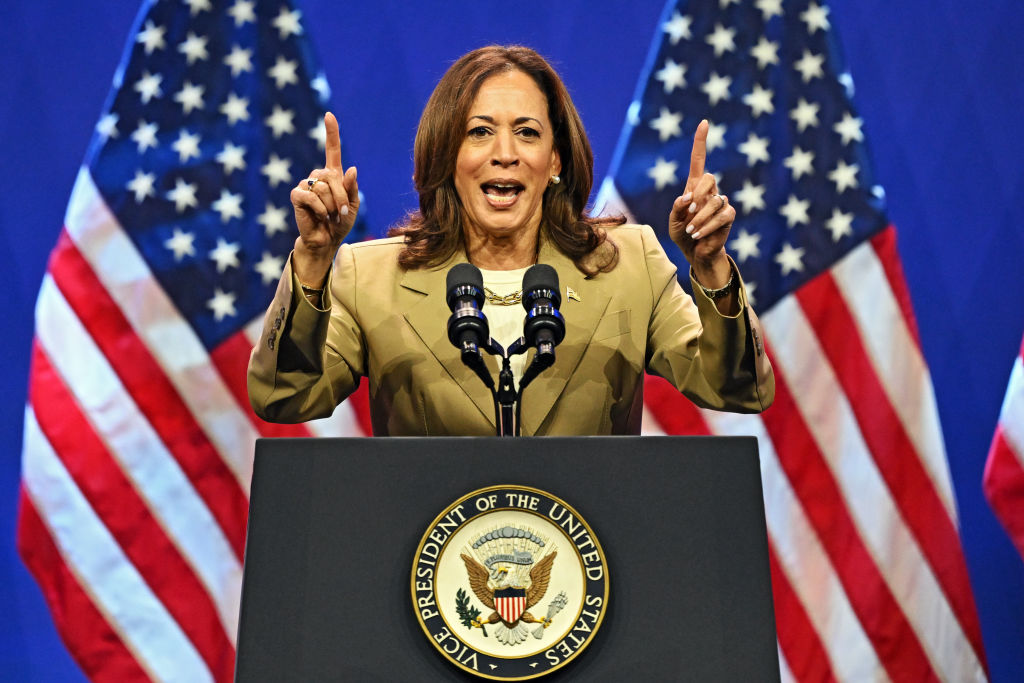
292, 239, 333, 289
691, 252, 732, 290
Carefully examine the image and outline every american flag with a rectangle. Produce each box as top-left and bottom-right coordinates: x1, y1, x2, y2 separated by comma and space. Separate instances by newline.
17, 0, 370, 680
597, 1, 988, 680
983, 335, 1024, 563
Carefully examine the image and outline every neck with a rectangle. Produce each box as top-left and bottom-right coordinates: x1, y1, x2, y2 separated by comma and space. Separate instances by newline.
464, 224, 540, 270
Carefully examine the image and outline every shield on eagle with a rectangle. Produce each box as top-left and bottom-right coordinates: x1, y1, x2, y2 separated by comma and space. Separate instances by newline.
494, 587, 527, 623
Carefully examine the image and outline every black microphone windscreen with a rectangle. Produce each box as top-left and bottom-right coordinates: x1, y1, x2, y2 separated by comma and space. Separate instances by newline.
522, 264, 559, 296
446, 262, 483, 293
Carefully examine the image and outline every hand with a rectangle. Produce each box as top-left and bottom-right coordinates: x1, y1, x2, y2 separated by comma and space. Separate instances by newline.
668, 120, 735, 276
290, 112, 359, 285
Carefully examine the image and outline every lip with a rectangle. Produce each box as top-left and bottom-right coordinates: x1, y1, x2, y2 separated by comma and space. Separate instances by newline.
480, 178, 525, 209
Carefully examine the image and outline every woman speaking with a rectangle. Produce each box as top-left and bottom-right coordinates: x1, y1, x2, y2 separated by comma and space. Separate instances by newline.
247, 45, 774, 435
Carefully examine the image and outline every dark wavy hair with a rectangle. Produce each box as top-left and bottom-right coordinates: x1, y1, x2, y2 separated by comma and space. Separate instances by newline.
388, 45, 622, 275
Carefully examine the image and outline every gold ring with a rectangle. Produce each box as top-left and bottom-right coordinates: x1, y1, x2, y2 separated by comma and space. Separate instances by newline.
306, 178, 319, 189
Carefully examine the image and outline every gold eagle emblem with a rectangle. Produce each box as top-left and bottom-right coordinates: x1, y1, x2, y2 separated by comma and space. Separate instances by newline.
461, 552, 558, 645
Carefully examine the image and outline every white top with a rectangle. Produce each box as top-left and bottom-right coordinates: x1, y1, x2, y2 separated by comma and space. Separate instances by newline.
479, 266, 530, 385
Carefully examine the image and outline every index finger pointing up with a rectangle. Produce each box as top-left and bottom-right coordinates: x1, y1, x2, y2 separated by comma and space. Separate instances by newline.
688, 119, 709, 180
324, 112, 342, 169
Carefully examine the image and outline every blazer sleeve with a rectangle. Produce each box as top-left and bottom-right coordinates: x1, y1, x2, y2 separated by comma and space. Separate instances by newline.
642, 225, 775, 413
246, 244, 366, 423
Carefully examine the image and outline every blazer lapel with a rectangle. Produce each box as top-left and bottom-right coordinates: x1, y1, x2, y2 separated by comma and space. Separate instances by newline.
519, 234, 611, 434
401, 252, 499, 428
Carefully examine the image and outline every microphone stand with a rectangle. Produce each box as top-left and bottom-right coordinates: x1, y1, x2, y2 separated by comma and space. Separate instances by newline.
469, 338, 554, 437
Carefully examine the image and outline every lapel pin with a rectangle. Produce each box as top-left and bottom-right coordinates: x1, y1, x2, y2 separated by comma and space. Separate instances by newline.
566, 286, 581, 302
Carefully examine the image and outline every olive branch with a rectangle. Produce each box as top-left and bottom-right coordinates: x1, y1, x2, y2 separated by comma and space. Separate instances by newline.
455, 588, 487, 637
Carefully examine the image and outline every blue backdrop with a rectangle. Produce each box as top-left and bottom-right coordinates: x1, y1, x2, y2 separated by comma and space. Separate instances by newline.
2, 1, 1022, 680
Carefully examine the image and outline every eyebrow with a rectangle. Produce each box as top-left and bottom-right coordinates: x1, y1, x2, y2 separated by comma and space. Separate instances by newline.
468, 115, 545, 128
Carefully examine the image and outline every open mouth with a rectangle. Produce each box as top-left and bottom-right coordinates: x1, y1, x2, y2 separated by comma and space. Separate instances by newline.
481, 181, 524, 207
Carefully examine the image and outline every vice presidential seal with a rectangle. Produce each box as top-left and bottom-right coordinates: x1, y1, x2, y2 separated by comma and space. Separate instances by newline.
411, 485, 609, 680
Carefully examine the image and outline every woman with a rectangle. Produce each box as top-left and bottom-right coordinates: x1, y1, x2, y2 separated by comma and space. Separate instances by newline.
247, 46, 774, 435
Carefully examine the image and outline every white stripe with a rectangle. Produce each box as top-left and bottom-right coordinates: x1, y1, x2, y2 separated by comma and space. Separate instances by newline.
243, 316, 366, 437
22, 407, 213, 683
778, 643, 796, 683
64, 167, 256, 491
832, 241, 957, 521
593, 177, 637, 222
36, 275, 242, 644
703, 410, 882, 682
998, 356, 1024, 458
763, 297, 984, 681
639, 403, 667, 435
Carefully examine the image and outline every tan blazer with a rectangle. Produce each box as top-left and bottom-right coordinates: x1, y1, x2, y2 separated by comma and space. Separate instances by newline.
247, 224, 774, 435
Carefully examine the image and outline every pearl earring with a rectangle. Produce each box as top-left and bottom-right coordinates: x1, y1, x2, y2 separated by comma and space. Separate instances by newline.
550, 175, 561, 185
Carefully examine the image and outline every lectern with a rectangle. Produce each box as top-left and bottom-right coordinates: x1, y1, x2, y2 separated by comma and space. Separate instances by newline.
236, 437, 779, 682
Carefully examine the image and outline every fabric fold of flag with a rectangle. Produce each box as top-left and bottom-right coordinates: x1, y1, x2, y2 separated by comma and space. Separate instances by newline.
983, 334, 1024, 562
18, 1, 369, 680
598, 1, 987, 680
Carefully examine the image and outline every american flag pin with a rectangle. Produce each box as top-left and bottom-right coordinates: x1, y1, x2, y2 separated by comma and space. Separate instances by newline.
566, 286, 580, 302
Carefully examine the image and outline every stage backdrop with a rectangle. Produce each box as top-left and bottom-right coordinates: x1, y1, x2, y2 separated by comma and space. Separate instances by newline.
2, 1, 1022, 681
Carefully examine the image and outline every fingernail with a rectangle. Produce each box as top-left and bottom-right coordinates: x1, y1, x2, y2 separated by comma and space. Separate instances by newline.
340, 205, 349, 216
686, 224, 695, 234
692, 231, 701, 239
688, 203, 696, 213
681, 192, 692, 202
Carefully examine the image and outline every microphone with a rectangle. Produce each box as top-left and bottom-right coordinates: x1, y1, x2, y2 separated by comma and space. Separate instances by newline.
446, 263, 490, 366
521, 264, 565, 362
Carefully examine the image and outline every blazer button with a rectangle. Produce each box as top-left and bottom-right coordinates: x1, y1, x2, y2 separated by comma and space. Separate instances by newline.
752, 328, 764, 356
274, 317, 282, 330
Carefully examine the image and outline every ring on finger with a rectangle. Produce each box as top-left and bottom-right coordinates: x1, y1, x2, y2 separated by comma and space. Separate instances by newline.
306, 177, 320, 190
713, 194, 725, 212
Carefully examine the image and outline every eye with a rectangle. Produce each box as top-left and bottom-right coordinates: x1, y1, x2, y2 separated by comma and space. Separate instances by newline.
515, 127, 541, 139
467, 126, 492, 139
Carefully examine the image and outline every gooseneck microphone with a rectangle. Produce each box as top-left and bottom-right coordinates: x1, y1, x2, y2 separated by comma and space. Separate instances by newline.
443, 262, 566, 436
521, 264, 565, 361
445, 263, 493, 389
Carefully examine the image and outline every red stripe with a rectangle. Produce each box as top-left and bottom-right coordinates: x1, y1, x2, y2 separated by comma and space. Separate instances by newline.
642, 374, 712, 434
349, 381, 374, 436
17, 489, 151, 683
768, 542, 837, 683
984, 427, 1024, 561
869, 227, 921, 349
29, 343, 235, 681
761, 367, 936, 682
48, 232, 248, 558
210, 331, 314, 437
797, 272, 986, 667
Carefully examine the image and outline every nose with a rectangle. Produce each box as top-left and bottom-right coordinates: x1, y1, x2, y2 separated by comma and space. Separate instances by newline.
490, 131, 518, 167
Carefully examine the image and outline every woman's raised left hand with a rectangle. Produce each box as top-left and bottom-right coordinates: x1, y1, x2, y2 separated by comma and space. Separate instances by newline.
668, 120, 735, 281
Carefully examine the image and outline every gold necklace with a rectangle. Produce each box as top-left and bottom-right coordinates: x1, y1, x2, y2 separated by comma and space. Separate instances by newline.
483, 287, 522, 306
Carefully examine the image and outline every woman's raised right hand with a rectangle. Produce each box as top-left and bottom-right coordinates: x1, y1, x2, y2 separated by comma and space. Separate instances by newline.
290, 112, 359, 286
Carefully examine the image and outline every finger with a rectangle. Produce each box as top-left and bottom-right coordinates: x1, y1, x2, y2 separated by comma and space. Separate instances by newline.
343, 166, 359, 214
683, 174, 718, 219
688, 119, 709, 181
324, 112, 342, 170
692, 201, 735, 240
688, 195, 729, 235
314, 168, 344, 218
670, 191, 694, 221
290, 185, 330, 223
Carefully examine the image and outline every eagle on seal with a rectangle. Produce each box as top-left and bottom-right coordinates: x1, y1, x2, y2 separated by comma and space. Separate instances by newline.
461, 552, 558, 646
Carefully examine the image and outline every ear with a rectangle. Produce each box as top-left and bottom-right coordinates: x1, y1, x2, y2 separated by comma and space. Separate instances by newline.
550, 147, 562, 179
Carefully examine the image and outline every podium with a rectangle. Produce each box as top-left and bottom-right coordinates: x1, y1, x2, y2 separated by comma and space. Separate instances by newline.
235, 437, 779, 681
